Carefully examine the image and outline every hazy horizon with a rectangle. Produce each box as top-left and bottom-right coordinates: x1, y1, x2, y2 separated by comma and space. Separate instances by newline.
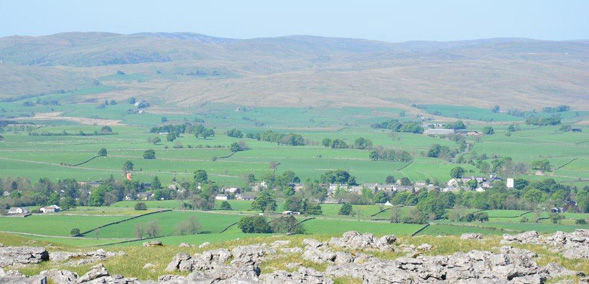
1, 0, 588, 42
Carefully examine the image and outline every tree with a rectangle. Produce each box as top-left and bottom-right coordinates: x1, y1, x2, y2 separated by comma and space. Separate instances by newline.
482, 126, 494, 135
338, 203, 353, 216
354, 137, 373, 149
238, 216, 272, 233
322, 138, 331, 147
98, 148, 108, 157
123, 160, 134, 172
134, 202, 147, 210
531, 159, 551, 172
194, 170, 208, 183
166, 132, 177, 142
508, 124, 516, 132
176, 216, 202, 235
491, 105, 500, 113
101, 126, 112, 133
70, 228, 81, 237
135, 223, 145, 239
151, 137, 161, 145
549, 213, 564, 224
269, 161, 280, 172
450, 166, 465, 178
385, 175, 396, 184
577, 189, 589, 213
143, 149, 156, 159
230, 142, 243, 152
390, 207, 402, 223
220, 201, 232, 210
151, 176, 162, 190
374, 190, 388, 203
330, 139, 348, 149
400, 177, 411, 186
474, 212, 489, 222
146, 220, 161, 238
88, 186, 106, 206
61, 197, 76, 210
0, 135, 4, 142
523, 188, 544, 205
271, 216, 305, 234
251, 191, 277, 213
128, 97, 136, 104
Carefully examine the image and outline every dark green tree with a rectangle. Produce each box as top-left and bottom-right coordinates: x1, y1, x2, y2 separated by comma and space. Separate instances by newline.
98, 148, 108, 157
338, 203, 353, 215
251, 191, 277, 213
143, 149, 156, 159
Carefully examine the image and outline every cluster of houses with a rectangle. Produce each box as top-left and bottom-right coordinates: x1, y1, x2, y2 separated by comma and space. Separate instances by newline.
5, 205, 60, 217
423, 128, 482, 136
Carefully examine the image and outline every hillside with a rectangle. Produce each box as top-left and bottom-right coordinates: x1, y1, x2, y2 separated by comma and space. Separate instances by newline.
0, 32, 588, 109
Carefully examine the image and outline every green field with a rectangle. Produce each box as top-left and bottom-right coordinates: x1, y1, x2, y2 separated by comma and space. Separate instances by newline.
0, 215, 127, 236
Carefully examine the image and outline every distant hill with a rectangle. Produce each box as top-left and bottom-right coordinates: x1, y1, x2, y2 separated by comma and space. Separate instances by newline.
0, 32, 588, 109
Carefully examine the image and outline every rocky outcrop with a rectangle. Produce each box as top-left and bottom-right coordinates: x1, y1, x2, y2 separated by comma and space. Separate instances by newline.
325, 246, 583, 283
0, 246, 49, 267
50, 249, 125, 266
1, 231, 586, 284
143, 241, 163, 247
163, 244, 276, 283
502, 229, 589, 259
78, 263, 140, 284
328, 231, 396, 251
460, 233, 483, 240
260, 267, 333, 284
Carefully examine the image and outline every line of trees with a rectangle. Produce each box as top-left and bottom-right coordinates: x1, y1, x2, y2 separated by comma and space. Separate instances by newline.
370, 119, 424, 134
369, 147, 413, 162
525, 116, 561, 126
246, 130, 305, 146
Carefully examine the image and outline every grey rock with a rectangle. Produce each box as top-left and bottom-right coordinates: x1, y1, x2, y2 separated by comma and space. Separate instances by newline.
40, 269, 78, 284
328, 231, 396, 251
143, 241, 163, 247
302, 239, 325, 249
260, 267, 334, 284
461, 233, 483, 240
198, 242, 210, 249
280, 247, 303, 254
0, 246, 49, 267
178, 243, 193, 248
78, 263, 109, 282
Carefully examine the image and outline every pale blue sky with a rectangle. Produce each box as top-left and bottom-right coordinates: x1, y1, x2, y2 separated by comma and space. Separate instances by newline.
0, 0, 587, 42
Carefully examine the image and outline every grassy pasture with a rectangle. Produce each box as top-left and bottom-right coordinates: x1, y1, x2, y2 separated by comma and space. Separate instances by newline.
0, 215, 127, 236
89, 211, 243, 238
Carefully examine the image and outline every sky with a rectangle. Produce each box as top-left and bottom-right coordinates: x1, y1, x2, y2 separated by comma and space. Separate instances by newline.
0, 0, 588, 42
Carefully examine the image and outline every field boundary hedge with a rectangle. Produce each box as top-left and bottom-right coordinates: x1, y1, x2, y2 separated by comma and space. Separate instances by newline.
396, 161, 413, 171
371, 207, 390, 217
553, 158, 578, 171
219, 222, 238, 233
71, 155, 103, 167
410, 223, 430, 236
80, 209, 171, 236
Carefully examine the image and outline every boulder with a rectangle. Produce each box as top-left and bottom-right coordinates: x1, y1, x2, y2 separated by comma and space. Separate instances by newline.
143, 241, 163, 247
178, 243, 193, 248
78, 263, 109, 282
198, 242, 210, 249
0, 246, 49, 267
460, 233, 483, 240
40, 269, 78, 284
328, 231, 396, 251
